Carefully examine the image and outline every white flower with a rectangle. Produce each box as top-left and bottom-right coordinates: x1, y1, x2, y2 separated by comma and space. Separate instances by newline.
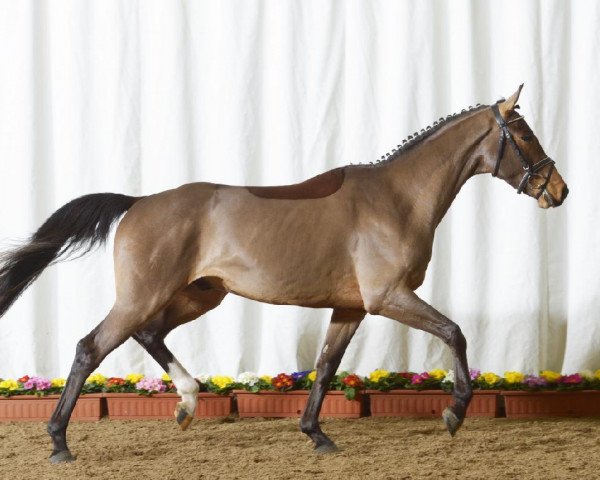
580, 369, 594, 380
195, 374, 211, 384
443, 369, 455, 384
237, 371, 259, 386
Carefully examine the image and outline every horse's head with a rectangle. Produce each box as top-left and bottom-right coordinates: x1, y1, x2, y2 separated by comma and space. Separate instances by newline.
482, 85, 568, 208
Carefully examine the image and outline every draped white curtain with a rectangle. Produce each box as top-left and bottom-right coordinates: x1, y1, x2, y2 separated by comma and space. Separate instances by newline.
1, 0, 598, 379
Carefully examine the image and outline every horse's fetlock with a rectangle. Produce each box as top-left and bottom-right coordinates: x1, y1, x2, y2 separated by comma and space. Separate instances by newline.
47, 423, 57, 436
47, 421, 64, 438
300, 419, 317, 435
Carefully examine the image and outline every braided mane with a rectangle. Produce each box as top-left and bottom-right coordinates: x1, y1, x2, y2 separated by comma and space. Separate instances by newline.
355, 103, 489, 167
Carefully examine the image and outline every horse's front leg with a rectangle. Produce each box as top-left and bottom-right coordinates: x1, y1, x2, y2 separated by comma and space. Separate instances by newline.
376, 289, 472, 436
300, 308, 365, 453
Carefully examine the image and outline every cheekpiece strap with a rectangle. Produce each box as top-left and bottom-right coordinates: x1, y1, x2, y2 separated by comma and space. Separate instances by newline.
491, 104, 508, 177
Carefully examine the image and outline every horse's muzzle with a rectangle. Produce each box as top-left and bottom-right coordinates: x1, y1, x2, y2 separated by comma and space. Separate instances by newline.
553, 184, 569, 207
538, 182, 568, 208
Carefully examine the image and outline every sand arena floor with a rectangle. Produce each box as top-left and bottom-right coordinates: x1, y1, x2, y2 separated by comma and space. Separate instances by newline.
0, 416, 599, 479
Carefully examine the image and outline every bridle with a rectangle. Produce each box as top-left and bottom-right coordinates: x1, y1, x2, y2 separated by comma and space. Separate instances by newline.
491, 103, 555, 203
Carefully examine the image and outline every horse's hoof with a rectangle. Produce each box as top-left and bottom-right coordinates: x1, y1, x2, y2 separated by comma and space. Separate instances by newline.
314, 442, 339, 454
442, 407, 463, 437
175, 404, 194, 431
49, 450, 75, 464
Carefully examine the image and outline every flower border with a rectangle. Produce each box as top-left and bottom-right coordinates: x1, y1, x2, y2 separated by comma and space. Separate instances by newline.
1, 368, 599, 398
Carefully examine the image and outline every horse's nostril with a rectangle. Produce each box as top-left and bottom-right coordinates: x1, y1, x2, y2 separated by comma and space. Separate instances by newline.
562, 186, 569, 201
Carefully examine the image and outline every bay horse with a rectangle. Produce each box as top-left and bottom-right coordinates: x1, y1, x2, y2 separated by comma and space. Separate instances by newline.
0, 85, 567, 463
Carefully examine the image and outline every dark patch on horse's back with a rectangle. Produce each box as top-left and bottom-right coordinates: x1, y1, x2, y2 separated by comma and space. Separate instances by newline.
247, 168, 345, 200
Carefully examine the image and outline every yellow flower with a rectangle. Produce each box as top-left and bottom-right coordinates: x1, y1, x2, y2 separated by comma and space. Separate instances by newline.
428, 369, 447, 381
260, 375, 273, 383
504, 371, 525, 384
125, 373, 144, 384
481, 372, 501, 385
369, 369, 390, 383
86, 373, 107, 385
307, 370, 317, 382
161, 373, 171, 382
51, 378, 66, 388
0, 379, 19, 391
211, 376, 234, 389
540, 370, 561, 383
594, 370, 600, 381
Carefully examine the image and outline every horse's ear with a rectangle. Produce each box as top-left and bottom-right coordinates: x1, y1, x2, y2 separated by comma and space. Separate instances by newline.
500, 84, 524, 116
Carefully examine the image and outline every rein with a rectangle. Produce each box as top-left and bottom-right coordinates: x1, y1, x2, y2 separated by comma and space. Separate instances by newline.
490, 103, 555, 203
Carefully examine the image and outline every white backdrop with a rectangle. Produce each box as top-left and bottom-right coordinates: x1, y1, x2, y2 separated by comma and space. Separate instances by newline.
0, 0, 599, 379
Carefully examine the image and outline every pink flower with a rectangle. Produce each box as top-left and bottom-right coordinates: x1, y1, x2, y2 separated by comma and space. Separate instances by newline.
135, 378, 167, 393
411, 372, 430, 385
23, 377, 51, 391
524, 375, 548, 388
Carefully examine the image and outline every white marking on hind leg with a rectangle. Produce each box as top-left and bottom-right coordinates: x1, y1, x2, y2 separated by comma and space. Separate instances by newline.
167, 360, 199, 416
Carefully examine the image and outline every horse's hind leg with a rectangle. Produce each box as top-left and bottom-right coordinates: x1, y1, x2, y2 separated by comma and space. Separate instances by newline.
47, 298, 175, 463
133, 286, 227, 430
133, 334, 197, 429
377, 289, 472, 436
300, 308, 365, 453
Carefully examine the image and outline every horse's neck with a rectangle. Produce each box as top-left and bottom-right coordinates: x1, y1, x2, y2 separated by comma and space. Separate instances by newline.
384, 120, 487, 229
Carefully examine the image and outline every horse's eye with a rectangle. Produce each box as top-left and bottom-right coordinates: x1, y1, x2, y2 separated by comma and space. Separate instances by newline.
521, 135, 533, 142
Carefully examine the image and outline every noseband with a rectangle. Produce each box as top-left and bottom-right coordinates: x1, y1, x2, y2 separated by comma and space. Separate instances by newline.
491, 103, 555, 202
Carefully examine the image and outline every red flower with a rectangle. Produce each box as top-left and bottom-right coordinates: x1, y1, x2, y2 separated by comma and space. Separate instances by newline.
342, 374, 364, 389
18, 375, 30, 383
271, 373, 294, 390
106, 377, 126, 387
560, 374, 582, 384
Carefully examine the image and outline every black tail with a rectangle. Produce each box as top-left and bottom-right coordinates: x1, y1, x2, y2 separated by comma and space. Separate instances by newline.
0, 193, 140, 318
